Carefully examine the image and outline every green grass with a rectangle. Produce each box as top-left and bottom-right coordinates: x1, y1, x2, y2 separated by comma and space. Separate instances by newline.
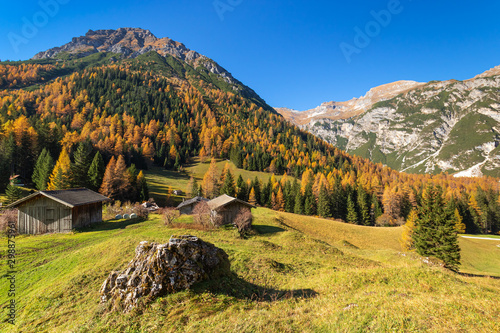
1, 208, 499, 332
145, 158, 293, 206
459, 236, 500, 276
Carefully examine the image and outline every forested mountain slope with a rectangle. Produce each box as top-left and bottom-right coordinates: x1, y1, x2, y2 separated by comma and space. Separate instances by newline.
277, 66, 500, 178
1, 28, 499, 234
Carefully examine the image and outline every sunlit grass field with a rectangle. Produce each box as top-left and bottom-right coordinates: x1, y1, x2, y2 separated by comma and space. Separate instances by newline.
145, 158, 292, 206
1, 208, 499, 332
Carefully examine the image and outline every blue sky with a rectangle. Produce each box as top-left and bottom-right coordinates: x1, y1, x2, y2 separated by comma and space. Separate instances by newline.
2, 0, 500, 110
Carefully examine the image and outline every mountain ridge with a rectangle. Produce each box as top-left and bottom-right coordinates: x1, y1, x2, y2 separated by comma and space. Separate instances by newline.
276, 66, 500, 177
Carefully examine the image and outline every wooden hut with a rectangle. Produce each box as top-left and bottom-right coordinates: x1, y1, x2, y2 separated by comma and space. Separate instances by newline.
8, 188, 110, 235
207, 194, 254, 225
176, 196, 209, 215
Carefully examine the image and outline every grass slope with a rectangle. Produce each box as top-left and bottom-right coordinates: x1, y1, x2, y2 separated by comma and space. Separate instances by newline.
1, 208, 499, 332
145, 158, 291, 206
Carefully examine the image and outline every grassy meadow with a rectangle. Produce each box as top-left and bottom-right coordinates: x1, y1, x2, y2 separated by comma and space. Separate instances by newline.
145, 158, 292, 206
1, 208, 499, 332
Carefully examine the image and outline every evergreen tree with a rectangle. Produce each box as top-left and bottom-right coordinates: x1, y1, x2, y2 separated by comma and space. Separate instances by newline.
346, 194, 358, 224
70, 140, 93, 188
236, 175, 248, 201
317, 185, 331, 218
370, 193, 383, 225
127, 164, 139, 201
294, 190, 304, 215
5, 183, 24, 204
284, 180, 296, 213
220, 168, 236, 197
187, 177, 199, 198
413, 184, 461, 272
304, 185, 316, 216
251, 177, 262, 205
357, 186, 371, 225
88, 152, 105, 191
32, 148, 54, 190
136, 170, 149, 202
47, 149, 71, 190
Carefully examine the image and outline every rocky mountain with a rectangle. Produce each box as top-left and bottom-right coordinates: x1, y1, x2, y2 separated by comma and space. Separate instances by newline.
276, 67, 500, 177
31, 27, 266, 107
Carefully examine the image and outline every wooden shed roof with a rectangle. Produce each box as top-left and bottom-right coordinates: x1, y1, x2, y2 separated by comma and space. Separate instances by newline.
176, 196, 209, 209
206, 194, 255, 211
7, 188, 110, 208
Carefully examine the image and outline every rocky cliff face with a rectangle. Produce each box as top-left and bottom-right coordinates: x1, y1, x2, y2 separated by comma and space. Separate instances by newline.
276, 67, 500, 177
33, 28, 238, 85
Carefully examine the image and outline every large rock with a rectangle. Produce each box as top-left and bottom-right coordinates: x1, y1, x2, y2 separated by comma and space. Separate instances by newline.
100, 235, 231, 312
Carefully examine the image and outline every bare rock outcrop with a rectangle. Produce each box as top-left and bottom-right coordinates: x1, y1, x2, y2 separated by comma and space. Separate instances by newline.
100, 235, 231, 312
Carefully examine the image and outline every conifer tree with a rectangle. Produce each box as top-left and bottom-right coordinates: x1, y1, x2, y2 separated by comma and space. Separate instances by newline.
275, 186, 285, 212
202, 158, 219, 199
99, 156, 116, 198
252, 177, 262, 205
248, 187, 257, 206
187, 177, 199, 198
114, 155, 131, 200
136, 170, 149, 202
304, 185, 316, 216
220, 168, 236, 197
453, 208, 466, 234
357, 186, 371, 225
5, 183, 24, 204
317, 185, 331, 218
32, 148, 54, 190
47, 149, 71, 190
346, 194, 358, 224
236, 175, 248, 201
413, 184, 461, 272
400, 209, 418, 251
294, 190, 304, 215
88, 151, 105, 191
70, 140, 93, 188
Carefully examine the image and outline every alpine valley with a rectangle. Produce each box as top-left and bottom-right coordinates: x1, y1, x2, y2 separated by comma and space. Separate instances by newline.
1, 27, 500, 333
276, 68, 500, 177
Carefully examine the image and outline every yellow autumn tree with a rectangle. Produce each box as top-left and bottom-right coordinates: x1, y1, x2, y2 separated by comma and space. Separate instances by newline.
47, 149, 71, 190
248, 187, 257, 205
400, 209, 418, 251
202, 158, 219, 199
454, 208, 466, 234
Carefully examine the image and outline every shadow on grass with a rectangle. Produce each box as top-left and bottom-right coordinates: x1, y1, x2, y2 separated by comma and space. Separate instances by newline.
458, 272, 500, 280
253, 225, 286, 235
79, 218, 145, 232
192, 274, 318, 302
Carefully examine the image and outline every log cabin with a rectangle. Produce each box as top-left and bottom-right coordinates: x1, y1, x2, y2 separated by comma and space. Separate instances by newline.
7, 188, 110, 234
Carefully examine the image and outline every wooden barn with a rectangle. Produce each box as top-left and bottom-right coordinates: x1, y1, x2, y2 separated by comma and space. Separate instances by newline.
8, 188, 110, 235
207, 194, 254, 225
176, 196, 209, 215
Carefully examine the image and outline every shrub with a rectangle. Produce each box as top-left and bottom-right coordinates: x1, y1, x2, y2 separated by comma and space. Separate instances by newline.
162, 207, 179, 226
192, 202, 214, 230
0, 209, 17, 234
233, 208, 253, 238
375, 213, 404, 227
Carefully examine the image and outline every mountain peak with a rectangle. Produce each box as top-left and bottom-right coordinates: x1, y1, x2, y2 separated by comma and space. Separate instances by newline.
32, 27, 196, 62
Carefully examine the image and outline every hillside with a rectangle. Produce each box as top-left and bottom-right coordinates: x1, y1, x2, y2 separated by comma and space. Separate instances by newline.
1, 209, 499, 332
276, 66, 500, 177
1, 27, 500, 236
